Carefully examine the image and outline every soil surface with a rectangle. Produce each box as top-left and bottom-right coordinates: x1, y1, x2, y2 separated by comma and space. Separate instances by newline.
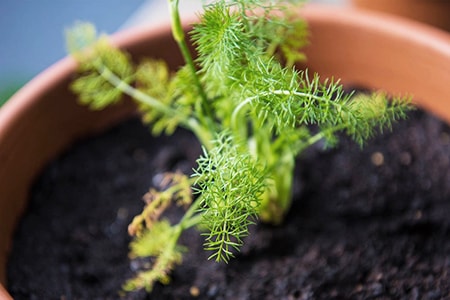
7, 109, 450, 299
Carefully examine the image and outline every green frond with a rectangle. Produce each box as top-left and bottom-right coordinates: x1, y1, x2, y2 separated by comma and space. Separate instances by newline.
295, 74, 353, 125
237, 60, 353, 133
245, 3, 309, 66
192, 0, 309, 119
129, 219, 175, 258
136, 60, 194, 135
192, 4, 250, 97
239, 57, 301, 130
68, 26, 135, 110
136, 59, 171, 100
341, 92, 413, 146
219, 0, 308, 65
169, 65, 202, 108
277, 17, 309, 67
125, 221, 185, 291
193, 133, 267, 262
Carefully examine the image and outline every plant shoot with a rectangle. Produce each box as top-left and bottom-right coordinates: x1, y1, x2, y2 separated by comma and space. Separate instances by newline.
66, 0, 412, 292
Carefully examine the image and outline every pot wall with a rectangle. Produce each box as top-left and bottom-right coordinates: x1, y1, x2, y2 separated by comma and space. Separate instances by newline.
0, 4, 449, 298
351, 0, 450, 31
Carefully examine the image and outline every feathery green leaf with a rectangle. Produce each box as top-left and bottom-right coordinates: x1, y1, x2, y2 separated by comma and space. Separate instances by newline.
193, 133, 267, 262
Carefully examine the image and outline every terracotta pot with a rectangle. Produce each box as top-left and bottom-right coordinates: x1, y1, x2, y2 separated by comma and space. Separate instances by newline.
351, 0, 450, 31
0, 4, 449, 298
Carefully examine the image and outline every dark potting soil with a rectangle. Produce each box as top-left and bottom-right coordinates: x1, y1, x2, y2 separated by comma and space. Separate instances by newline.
7, 109, 450, 300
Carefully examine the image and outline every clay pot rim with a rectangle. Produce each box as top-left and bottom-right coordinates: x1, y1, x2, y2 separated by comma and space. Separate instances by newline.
303, 4, 450, 53
1, 4, 449, 299
349, 0, 450, 32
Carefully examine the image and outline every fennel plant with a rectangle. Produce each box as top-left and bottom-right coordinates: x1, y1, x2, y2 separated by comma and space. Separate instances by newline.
66, 0, 412, 292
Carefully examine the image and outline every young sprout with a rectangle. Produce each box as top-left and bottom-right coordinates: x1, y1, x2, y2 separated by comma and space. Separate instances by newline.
66, 0, 412, 293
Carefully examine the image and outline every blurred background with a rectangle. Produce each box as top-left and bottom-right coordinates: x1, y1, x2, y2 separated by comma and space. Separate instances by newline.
0, 0, 346, 106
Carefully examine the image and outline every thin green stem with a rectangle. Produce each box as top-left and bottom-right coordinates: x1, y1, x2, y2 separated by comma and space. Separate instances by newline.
95, 61, 214, 149
231, 88, 346, 129
95, 62, 166, 112
301, 123, 348, 150
168, 0, 212, 125
180, 194, 203, 224
180, 213, 204, 230
231, 97, 253, 130
170, 195, 205, 236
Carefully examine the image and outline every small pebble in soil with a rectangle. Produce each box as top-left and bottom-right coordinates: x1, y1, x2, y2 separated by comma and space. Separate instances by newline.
370, 151, 384, 166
